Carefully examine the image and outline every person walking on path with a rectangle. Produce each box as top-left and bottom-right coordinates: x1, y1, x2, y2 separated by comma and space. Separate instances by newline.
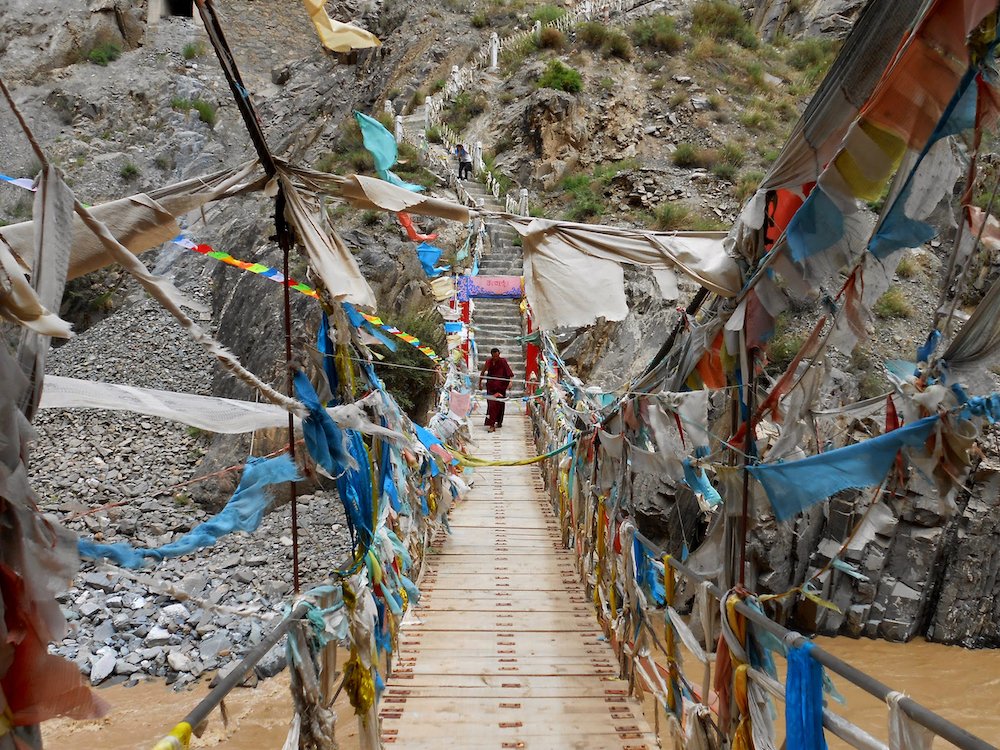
456, 144, 473, 180
479, 347, 514, 432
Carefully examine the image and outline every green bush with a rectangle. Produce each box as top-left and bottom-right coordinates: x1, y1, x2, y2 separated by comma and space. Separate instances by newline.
182, 41, 205, 60
785, 38, 838, 72
471, 12, 488, 27
171, 97, 217, 127
374, 310, 448, 420
577, 22, 609, 49
601, 30, 634, 60
691, 0, 758, 49
119, 162, 140, 181
733, 170, 764, 202
873, 287, 913, 318
531, 4, 566, 23
537, 59, 583, 93
629, 14, 683, 53
654, 202, 690, 230
444, 91, 488, 130
711, 163, 737, 180
87, 42, 122, 66
426, 125, 443, 144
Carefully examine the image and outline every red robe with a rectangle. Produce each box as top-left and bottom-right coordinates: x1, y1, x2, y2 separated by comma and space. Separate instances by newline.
483, 357, 513, 427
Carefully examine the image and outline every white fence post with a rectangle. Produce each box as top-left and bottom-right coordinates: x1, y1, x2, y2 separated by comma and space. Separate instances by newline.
473, 141, 484, 174
489, 32, 500, 71
519, 188, 529, 216
384, 99, 394, 117
394, 115, 404, 143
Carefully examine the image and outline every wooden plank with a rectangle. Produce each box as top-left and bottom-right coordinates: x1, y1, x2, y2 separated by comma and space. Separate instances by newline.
384, 415, 655, 747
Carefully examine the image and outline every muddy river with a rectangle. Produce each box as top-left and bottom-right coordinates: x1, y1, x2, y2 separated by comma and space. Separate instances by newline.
42, 637, 1000, 748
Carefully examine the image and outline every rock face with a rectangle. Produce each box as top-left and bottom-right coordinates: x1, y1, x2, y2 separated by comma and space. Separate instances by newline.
0, 0, 147, 83
750, 0, 868, 40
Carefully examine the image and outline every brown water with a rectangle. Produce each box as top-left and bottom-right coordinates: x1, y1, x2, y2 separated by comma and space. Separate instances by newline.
42, 638, 1000, 749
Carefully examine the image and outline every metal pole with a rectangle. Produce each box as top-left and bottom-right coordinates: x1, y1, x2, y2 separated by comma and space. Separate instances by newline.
632, 536, 998, 750
168, 601, 310, 738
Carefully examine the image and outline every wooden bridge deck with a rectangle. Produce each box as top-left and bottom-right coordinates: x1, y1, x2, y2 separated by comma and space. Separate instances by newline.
381, 413, 657, 749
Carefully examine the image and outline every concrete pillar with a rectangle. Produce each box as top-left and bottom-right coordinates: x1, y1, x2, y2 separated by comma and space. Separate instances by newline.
424, 95, 433, 128
533, 20, 542, 42
394, 115, 404, 143
489, 32, 500, 71
519, 188, 529, 216
384, 100, 394, 117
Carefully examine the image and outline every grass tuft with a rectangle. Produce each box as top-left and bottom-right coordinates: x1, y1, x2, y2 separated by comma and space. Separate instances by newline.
873, 287, 913, 318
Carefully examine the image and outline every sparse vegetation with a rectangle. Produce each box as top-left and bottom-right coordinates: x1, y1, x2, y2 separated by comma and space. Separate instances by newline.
873, 287, 913, 318
896, 255, 919, 279
733, 170, 765, 202
691, 0, 758, 49
444, 90, 488, 130
530, 4, 565, 23
654, 202, 691, 230
768, 315, 805, 371
601, 30, 634, 60
182, 41, 206, 60
171, 97, 217, 127
426, 125, 443, 144
119, 162, 140, 181
361, 210, 383, 227
471, 12, 488, 27
87, 42, 122, 66
537, 60, 583, 94
672, 142, 719, 169
629, 14, 683, 54
375, 311, 448, 420
785, 38, 839, 83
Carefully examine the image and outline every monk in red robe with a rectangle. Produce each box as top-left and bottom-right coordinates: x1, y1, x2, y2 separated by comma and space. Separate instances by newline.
478, 348, 514, 432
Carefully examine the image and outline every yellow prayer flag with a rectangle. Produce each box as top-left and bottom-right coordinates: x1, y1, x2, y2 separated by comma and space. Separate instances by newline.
303, 0, 381, 53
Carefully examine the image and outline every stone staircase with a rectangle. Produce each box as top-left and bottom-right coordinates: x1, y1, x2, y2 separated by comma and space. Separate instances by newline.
398, 110, 527, 394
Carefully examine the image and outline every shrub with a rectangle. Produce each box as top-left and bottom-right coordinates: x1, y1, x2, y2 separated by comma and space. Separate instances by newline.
445, 90, 488, 130
720, 142, 745, 168
171, 97, 217, 127
769, 328, 804, 372
672, 143, 699, 167
375, 310, 448, 421
190, 99, 216, 126
531, 4, 565, 23
668, 90, 687, 107
119, 162, 140, 180
539, 27, 566, 49
654, 202, 691, 230
87, 42, 122, 66
182, 41, 206, 60
873, 287, 913, 318
411, 90, 426, 108
537, 60, 583, 93
711, 163, 736, 180
471, 12, 488, 27
431, 78, 446, 93
361, 210, 382, 226
739, 108, 775, 131
896, 255, 919, 279
629, 14, 683, 53
733, 170, 764, 202
577, 22, 609, 49
691, 0, 758, 49
691, 213, 727, 230
786, 38, 838, 72
601, 30, 634, 60
426, 125, 443, 144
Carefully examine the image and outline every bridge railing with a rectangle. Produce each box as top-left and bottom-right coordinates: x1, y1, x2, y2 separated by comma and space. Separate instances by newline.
524, 333, 996, 750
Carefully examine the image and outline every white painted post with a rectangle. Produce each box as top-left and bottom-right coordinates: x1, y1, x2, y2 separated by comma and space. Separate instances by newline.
384, 99, 394, 117
519, 188, 529, 216
533, 20, 542, 42
424, 95, 434, 129
473, 141, 484, 174
394, 115, 404, 143
489, 32, 500, 71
